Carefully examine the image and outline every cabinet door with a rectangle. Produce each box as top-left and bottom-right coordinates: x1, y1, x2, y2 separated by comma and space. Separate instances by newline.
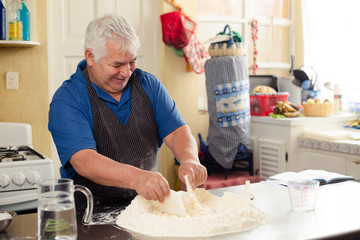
348, 158, 360, 179
259, 139, 286, 180
300, 149, 347, 174
49, 0, 159, 95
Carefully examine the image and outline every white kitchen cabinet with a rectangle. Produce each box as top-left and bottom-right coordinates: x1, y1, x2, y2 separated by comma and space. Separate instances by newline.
347, 157, 360, 179
258, 138, 286, 180
251, 113, 358, 179
300, 149, 347, 174
299, 149, 360, 179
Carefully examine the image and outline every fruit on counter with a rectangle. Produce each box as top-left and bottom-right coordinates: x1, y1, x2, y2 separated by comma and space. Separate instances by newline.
305, 98, 315, 104
304, 98, 332, 104
273, 101, 300, 118
350, 120, 360, 129
252, 85, 277, 94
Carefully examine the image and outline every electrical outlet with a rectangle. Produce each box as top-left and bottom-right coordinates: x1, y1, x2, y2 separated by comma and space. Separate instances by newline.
6, 72, 19, 90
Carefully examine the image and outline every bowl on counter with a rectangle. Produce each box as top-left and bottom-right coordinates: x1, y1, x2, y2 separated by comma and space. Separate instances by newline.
0, 210, 17, 232
303, 103, 334, 117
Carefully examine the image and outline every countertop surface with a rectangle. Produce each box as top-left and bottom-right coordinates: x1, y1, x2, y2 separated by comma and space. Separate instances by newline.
251, 112, 359, 127
2, 181, 360, 240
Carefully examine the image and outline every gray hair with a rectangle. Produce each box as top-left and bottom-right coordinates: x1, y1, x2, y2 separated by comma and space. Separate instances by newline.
84, 14, 140, 62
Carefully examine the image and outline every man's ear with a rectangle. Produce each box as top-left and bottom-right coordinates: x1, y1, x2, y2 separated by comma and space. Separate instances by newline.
85, 48, 95, 67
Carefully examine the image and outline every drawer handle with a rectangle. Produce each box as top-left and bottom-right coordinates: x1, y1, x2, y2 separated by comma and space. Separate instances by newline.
353, 160, 360, 165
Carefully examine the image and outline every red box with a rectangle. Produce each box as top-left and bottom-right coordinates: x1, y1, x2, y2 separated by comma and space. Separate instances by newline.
250, 94, 289, 116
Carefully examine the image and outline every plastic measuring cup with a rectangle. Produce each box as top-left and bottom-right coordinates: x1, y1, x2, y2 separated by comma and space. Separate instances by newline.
288, 179, 320, 212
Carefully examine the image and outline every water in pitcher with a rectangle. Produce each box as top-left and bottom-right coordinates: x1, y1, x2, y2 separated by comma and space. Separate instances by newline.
38, 191, 77, 240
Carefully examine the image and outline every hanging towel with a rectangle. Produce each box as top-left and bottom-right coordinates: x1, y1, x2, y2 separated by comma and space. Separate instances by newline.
183, 34, 210, 74
205, 56, 252, 169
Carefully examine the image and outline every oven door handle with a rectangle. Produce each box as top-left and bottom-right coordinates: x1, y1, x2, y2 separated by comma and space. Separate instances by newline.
0, 192, 38, 205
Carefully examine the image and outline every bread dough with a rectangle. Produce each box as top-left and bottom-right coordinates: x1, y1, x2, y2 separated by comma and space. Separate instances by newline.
116, 188, 267, 237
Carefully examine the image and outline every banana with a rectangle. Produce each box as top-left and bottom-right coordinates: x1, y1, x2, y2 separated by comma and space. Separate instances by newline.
283, 111, 300, 118
350, 121, 360, 128
289, 103, 299, 111
283, 102, 297, 112
273, 101, 300, 118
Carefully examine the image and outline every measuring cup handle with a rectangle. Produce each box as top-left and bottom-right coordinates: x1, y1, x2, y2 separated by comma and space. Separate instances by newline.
74, 185, 94, 225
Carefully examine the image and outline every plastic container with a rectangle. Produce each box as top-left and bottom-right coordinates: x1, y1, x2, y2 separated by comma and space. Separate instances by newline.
0, 0, 5, 40
19, 0, 29, 40
348, 102, 360, 113
334, 84, 342, 113
250, 93, 289, 116
301, 89, 319, 103
8, 0, 22, 40
288, 180, 320, 212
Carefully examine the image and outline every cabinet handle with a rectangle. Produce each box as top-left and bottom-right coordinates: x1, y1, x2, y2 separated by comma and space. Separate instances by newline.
352, 160, 360, 165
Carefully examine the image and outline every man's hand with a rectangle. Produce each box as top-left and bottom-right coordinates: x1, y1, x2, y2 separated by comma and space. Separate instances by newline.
71, 149, 171, 202
133, 170, 170, 202
178, 160, 207, 189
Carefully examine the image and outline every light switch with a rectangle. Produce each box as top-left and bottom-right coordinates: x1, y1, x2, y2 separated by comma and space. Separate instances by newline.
6, 72, 19, 90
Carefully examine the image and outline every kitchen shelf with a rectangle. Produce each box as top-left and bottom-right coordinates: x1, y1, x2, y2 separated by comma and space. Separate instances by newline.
0, 40, 40, 47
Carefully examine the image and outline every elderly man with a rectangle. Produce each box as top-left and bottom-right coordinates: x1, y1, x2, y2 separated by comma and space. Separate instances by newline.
48, 14, 207, 208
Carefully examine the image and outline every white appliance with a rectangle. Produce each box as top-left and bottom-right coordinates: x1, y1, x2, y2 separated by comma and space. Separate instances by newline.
277, 76, 302, 106
0, 122, 54, 213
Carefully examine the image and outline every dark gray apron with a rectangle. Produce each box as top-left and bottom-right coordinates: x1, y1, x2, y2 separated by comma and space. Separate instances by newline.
73, 67, 159, 207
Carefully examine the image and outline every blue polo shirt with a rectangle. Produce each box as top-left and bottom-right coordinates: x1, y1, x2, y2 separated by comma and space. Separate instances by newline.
48, 60, 186, 178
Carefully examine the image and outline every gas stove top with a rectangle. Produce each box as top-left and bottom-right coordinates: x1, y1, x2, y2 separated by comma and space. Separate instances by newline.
0, 145, 54, 191
0, 146, 45, 162
0, 122, 55, 212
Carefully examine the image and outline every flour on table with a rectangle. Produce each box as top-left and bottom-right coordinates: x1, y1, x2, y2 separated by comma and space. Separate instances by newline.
0, 212, 12, 220
116, 188, 267, 238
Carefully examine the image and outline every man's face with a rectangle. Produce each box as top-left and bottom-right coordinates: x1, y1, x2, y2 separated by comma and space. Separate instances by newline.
86, 39, 137, 100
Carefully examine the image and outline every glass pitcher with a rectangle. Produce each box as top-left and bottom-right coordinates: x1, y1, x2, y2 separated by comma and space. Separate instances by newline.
37, 178, 93, 240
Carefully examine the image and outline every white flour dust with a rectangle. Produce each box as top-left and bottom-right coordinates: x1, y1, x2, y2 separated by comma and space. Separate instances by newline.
0, 212, 11, 220
116, 188, 267, 238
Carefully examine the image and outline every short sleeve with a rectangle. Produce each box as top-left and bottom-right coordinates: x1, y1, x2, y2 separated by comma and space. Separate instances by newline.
137, 70, 186, 142
48, 82, 96, 177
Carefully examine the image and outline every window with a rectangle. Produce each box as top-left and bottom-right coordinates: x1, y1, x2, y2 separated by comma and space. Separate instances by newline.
197, 0, 293, 112
302, 0, 360, 108
198, 0, 292, 73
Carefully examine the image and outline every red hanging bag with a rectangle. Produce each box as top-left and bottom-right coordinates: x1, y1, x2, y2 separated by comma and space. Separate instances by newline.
160, 10, 196, 49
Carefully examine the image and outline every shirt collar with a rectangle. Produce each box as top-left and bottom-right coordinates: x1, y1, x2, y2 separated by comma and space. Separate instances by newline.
78, 60, 142, 106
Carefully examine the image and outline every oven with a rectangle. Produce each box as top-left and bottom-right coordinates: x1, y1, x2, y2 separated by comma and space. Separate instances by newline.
0, 122, 54, 214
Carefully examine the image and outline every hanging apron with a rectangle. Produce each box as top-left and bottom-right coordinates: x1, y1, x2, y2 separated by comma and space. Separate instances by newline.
73, 67, 159, 207
205, 56, 252, 169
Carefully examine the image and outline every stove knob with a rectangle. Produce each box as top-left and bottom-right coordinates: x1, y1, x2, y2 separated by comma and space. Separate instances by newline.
12, 173, 26, 187
0, 174, 10, 188
26, 172, 40, 185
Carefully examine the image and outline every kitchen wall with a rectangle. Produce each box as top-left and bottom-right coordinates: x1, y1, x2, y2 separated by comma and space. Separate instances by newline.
159, 0, 210, 188
0, 1, 50, 157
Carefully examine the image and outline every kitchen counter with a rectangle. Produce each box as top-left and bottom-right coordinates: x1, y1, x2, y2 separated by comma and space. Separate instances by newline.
251, 112, 359, 127
2, 181, 360, 240
250, 112, 360, 178
298, 127, 360, 155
